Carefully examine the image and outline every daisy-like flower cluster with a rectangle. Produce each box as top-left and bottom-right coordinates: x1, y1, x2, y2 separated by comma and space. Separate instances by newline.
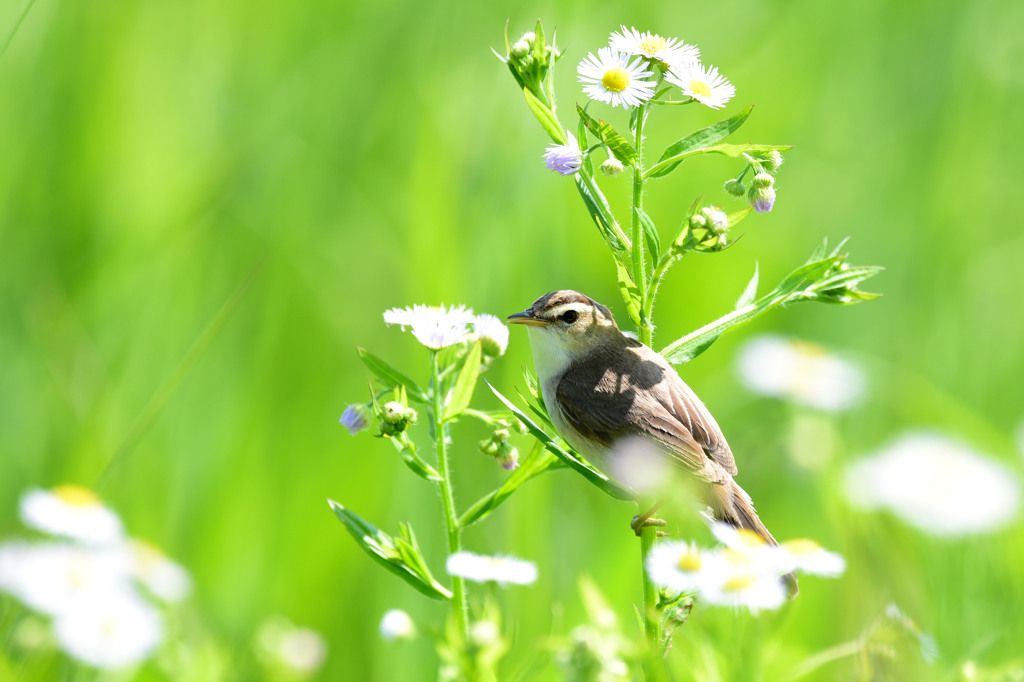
446, 551, 538, 586
0, 486, 192, 670
577, 26, 735, 110
646, 523, 845, 613
384, 304, 509, 355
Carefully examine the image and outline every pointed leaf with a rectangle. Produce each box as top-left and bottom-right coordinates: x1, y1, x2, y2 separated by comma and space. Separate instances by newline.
577, 105, 638, 166
735, 263, 759, 310
615, 260, 643, 329
328, 500, 452, 600
635, 206, 661, 262
523, 87, 565, 144
389, 436, 442, 481
444, 341, 482, 421
486, 381, 633, 500
357, 347, 428, 403
575, 175, 627, 253
459, 441, 559, 527
653, 106, 754, 177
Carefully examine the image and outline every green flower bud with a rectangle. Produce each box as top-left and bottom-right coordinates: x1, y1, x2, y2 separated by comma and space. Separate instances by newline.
748, 183, 777, 214
689, 214, 707, 230
700, 206, 729, 234
380, 401, 417, 436
763, 150, 784, 171
752, 172, 774, 189
600, 157, 624, 177
496, 442, 520, 470
510, 40, 530, 59
723, 178, 746, 197
493, 428, 511, 442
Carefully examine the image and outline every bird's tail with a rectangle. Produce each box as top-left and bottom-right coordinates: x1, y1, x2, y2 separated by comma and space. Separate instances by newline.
708, 478, 799, 598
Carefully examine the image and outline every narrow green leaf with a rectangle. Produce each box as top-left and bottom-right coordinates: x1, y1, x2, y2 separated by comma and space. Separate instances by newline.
532, 19, 545, 63
648, 142, 792, 179
328, 500, 452, 600
523, 87, 565, 144
389, 436, 442, 481
727, 206, 753, 229
635, 206, 661, 262
444, 341, 482, 421
614, 260, 643, 329
357, 347, 428, 403
486, 381, 633, 501
735, 263, 759, 310
459, 441, 559, 527
653, 106, 754, 176
576, 105, 638, 166
575, 175, 626, 253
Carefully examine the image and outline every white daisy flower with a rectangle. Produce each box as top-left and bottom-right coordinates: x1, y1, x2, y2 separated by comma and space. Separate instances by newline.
383, 304, 476, 350
736, 335, 866, 412
711, 523, 788, 575
577, 47, 656, 109
379, 609, 416, 641
645, 540, 720, 593
255, 616, 327, 674
445, 551, 537, 586
127, 540, 192, 603
699, 559, 787, 613
53, 589, 164, 669
19, 485, 124, 546
844, 431, 1021, 536
0, 542, 133, 616
666, 62, 735, 110
608, 26, 699, 70
471, 314, 509, 356
778, 539, 846, 577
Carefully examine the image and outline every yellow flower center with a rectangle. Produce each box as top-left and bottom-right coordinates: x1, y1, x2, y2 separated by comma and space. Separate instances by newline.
676, 551, 702, 573
790, 340, 827, 357
639, 35, 667, 55
722, 573, 757, 592
735, 528, 766, 549
53, 484, 100, 507
689, 79, 713, 98
602, 68, 631, 93
783, 539, 822, 556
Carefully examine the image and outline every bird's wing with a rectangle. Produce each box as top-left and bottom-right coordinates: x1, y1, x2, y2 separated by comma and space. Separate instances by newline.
555, 344, 738, 478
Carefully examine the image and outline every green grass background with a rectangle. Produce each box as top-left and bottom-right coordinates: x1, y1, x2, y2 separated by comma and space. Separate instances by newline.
2, 0, 1023, 679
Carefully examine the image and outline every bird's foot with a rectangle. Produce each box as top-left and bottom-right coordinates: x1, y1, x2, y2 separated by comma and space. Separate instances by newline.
630, 513, 669, 537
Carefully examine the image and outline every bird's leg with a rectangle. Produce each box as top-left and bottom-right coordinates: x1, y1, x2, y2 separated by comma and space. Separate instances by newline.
631, 501, 668, 537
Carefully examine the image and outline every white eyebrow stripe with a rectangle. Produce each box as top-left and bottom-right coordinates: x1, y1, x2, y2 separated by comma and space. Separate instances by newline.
543, 302, 590, 319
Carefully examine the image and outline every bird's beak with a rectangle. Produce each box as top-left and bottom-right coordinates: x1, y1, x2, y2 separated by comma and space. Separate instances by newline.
506, 310, 548, 327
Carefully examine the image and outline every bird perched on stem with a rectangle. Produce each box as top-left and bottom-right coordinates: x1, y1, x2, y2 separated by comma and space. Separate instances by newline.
507, 289, 796, 595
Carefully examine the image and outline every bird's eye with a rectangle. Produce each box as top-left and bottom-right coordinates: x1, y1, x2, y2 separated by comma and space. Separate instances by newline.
561, 310, 579, 324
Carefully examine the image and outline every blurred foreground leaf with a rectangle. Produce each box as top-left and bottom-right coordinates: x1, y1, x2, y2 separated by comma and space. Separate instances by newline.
328, 500, 452, 600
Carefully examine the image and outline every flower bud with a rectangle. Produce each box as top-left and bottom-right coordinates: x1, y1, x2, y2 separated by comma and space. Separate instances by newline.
752, 172, 774, 189
688, 214, 707, 230
700, 206, 729, 234
600, 157, 624, 177
496, 442, 520, 470
339, 405, 369, 436
748, 183, 777, 214
510, 41, 530, 59
723, 178, 746, 197
543, 143, 582, 176
380, 401, 417, 436
763, 150, 784, 171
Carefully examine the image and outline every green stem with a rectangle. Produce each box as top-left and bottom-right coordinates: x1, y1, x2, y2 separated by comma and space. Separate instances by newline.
644, 251, 679, 325
632, 105, 649, 343
640, 523, 660, 648
431, 351, 469, 643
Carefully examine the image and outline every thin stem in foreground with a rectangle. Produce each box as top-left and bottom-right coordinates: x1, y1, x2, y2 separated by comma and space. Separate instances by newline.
632, 103, 650, 344
431, 351, 469, 642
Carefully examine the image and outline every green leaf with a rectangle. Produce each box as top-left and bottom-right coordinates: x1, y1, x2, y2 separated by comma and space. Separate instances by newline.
486, 381, 633, 501
660, 240, 882, 364
648, 142, 792, 179
357, 347, 428, 403
652, 106, 754, 177
328, 500, 452, 600
444, 341, 482, 421
735, 263, 759, 310
576, 105, 638, 166
389, 435, 442, 481
523, 87, 565, 144
635, 206, 661, 262
575, 175, 627, 253
459, 441, 559, 527
614, 259, 643, 329
727, 206, 752, 229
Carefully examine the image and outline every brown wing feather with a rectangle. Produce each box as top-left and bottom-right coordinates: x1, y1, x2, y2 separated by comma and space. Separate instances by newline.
555, 339, 737, 477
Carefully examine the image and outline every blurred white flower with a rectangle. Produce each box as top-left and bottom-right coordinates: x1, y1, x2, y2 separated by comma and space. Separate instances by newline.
665, 62, 735, 109
844, 431, 1021, 535
778, 539, 846, 577
127, 540, 191, 603
645, 541, 720, 594
608, 436, 673, 496
256, 616, 327, 676
53, 589, 163, 669
19, 485, 124, 546
380, 609, 416, 640
608, 26, 699, 69
577, 47, 656, 109
711, 523, 786, 573
736, 335, 866, 411
699, 558, 787, 613
384, 304, 476, 350
469, 620, 500, 647
471, 313, 509, 356
0, 542, 132, 616
446, 551, 537, 586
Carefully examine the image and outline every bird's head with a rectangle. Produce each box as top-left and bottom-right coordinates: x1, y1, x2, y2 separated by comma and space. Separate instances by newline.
507, 290, 623, 377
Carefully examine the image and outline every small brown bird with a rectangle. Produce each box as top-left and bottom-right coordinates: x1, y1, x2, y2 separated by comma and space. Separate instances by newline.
508, 290, 795, 592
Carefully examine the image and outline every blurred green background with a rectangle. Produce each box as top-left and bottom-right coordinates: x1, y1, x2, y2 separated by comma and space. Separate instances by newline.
2, 0, 1023, 678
